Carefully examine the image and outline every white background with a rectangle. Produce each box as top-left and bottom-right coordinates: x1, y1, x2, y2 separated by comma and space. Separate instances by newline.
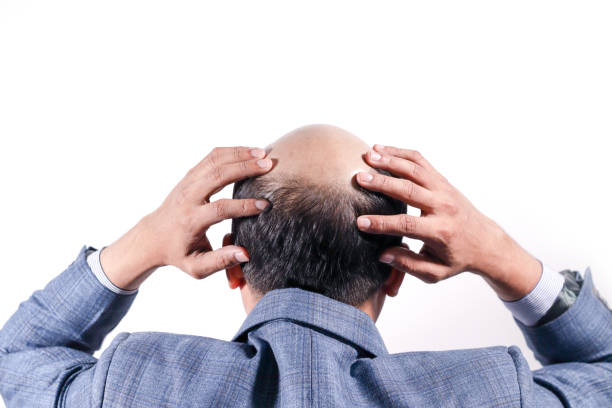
1, 1, 611, 405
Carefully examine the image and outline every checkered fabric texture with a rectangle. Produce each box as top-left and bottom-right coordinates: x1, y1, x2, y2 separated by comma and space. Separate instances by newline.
1, 246, 611, 407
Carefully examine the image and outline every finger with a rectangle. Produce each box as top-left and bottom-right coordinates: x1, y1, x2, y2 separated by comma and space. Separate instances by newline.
372, 145, 434, 170
356, 171, 434, 211
379, 246, 450, 284
356, 213, 433, 240
188, 147, 267, 181
204, 146, 266, 167
202, 198, 270, 226
364, 150, 435, 189
182, 245, 249, 280
201, 157, 273, 199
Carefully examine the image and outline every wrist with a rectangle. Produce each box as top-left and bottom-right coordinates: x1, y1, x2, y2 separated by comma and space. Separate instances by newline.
100, 216, 161, 291
473, 223, 542, 301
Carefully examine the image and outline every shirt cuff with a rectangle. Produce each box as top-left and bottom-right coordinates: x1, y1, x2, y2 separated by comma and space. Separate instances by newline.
502, 262, 565, 326
86, 247, 138, 295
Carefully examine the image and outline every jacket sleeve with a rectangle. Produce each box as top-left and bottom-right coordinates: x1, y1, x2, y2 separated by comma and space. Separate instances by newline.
0, 246, 136, 407
512, 268, 612, 407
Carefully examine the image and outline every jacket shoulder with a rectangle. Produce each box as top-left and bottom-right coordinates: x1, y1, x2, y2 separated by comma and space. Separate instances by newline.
353, 346, 526, 407
95, 331, 257, 407
110, 331, 253, 359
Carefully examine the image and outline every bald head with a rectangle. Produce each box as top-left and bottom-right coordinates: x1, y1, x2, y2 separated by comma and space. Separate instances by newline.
232, 124, 406, 306
264, 124, 376, 188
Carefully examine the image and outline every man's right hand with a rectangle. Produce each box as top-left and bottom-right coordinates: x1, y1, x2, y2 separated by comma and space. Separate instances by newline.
355, 144, 542, 301
100, 146, 273, 291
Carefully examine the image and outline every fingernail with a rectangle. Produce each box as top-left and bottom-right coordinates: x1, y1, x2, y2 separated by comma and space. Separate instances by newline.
380, 254, 395, 264
370, 151, 382, 161
257, 159, 271, 168
255, 199, 269, 210
357, 217, 371, 229
234, 252, 249, 263
358, 172, 373, 182
373, 144, 385, 152
250, 148, 265, 158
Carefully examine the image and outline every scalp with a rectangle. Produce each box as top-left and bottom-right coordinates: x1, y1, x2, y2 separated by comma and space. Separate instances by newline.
263, 124, 377, 190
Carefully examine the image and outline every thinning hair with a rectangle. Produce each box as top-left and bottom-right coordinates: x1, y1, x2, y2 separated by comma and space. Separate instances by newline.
232, 174, 406, 306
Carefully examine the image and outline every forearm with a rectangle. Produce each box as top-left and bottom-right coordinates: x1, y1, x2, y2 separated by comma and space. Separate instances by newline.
99, 214, 161, 291
473, 221, 568, 327
517, 267, 612, 365
472, 221, 543, 301
0, 247, 138, 407
0, 246, 136, 354
475, 223, 612, 366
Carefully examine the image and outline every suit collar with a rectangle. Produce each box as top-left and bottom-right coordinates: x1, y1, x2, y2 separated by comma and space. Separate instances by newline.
232, 287, 388, 357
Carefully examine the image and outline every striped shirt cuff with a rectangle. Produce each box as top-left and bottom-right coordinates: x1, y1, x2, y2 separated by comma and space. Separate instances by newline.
502, 262, 565, 326
86, 248, 138, 295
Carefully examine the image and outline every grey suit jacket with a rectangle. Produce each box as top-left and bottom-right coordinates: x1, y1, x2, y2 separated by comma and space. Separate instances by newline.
0, 246, 611, 407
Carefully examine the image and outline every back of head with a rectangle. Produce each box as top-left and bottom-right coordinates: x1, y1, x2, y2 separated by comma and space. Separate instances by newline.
231, 125, 406, 306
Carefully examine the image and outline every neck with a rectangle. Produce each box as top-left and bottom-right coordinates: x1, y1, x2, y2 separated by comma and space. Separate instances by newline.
359, 288, 385, 322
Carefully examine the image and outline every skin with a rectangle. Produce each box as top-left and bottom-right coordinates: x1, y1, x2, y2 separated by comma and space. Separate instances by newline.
99, 146, 274, 289
260, 124, 378, 184
354, 144, 541, 301
224, 124, 406, 321
100, 124, 542, 326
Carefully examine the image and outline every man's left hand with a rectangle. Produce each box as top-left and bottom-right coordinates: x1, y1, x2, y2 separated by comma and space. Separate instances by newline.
355, 144, 542, 301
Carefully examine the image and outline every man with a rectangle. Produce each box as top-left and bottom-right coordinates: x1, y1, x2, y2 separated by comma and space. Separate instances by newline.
0, 124, 610, 407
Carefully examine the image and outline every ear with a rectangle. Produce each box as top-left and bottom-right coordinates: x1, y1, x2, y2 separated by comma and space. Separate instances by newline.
382, 268, 405, 297
223, 233, 246, 290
